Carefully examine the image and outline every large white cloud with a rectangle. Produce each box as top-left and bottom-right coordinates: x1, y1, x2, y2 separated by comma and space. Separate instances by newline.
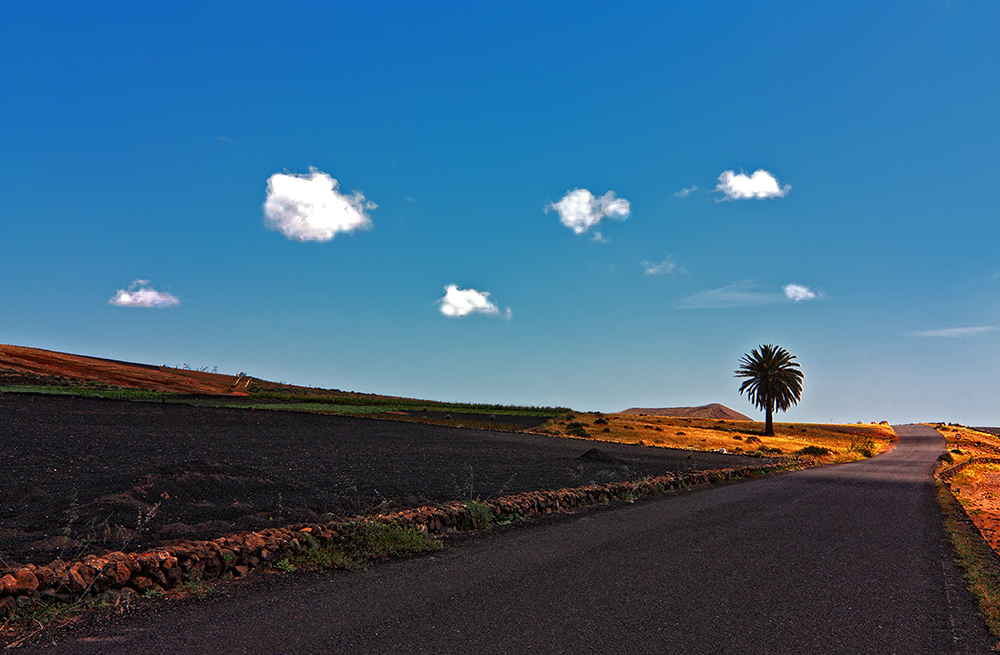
716, 169, 790, 200
264, 167, 375, 242
109, 280, 180, 308
545, 188, 631, 235
438, 284, 510, 319
783, 283, 817, 302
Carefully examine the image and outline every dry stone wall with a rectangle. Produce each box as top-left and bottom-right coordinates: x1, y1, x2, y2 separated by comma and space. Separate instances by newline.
937, 457, 1000, 484
0, 462, 790, 616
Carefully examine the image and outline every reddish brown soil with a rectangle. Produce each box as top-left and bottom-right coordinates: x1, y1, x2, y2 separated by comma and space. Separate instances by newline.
0, 345, 499, 418
620, 403, 753, 421
0, 393, 772, 569
0, 344, 248, 395
0, 344, 388, 400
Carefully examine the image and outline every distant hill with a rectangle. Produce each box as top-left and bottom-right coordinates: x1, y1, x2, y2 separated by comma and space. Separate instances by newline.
620, 403, 752, 421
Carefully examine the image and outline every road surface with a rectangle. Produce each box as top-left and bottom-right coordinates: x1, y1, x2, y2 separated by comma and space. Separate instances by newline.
16, 425, 994, 654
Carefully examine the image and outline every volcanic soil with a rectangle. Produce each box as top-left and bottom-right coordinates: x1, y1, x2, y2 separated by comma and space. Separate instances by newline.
0, 393, 772, 568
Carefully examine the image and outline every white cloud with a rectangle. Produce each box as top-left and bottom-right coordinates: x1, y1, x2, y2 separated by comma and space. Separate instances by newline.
908, 326, 998, 338
545, 188, 631, 235
716, 169, 791, 200
264, 167, 375, 242
438, 284, 510, 319
109, 280, 180, 308
783, 283, 817, 302
641, 258, 684, 276
674, 185, 698, 198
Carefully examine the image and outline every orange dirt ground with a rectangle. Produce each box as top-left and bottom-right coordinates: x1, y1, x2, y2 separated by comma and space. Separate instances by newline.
950, 466, 1000, 551
937, 425, 1000, 551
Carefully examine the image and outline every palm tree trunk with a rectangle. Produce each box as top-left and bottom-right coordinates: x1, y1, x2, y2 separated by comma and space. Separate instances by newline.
764, 402, 774, 436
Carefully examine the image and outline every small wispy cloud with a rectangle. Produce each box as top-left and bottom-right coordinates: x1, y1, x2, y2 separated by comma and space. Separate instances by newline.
674, 185, 698, 199
438, 284, 511, 319
214, 136, 234, 145
783, 283, 818, 302
678, 281, 781, 309
716, 169, 791, 200
907, 326, 998, 338
264, 167, 376, 242
545, 188, 631, 236
109, 280, 180, 308
679, 281, 819, 309
641, 257, 685, 276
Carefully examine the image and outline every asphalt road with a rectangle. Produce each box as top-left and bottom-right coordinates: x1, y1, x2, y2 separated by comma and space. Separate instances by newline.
16, 425, 994, 654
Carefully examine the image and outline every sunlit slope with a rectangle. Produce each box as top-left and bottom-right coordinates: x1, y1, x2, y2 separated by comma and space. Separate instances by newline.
538, 412, 896, 464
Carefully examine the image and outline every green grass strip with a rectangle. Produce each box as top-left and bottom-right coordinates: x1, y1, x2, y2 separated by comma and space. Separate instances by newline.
1, 385, 568, 418
0, 385, 174, 401
277, 521, 442, 572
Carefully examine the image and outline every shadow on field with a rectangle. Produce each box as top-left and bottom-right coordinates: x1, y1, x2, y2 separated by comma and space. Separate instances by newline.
0, 394, 773, 566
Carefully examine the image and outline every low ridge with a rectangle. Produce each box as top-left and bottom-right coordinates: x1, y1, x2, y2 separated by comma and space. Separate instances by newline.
620, 403, 752, 421
0, 343, 252, 395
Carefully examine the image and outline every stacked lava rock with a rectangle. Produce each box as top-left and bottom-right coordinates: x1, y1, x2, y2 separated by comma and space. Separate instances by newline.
1, 463, 787, 616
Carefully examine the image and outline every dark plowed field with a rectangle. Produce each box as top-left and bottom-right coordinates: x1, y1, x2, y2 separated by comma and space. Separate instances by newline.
0, 394, 772, 567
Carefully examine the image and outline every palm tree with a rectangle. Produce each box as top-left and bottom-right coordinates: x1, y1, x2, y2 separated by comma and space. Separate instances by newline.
735, 344, 803, 436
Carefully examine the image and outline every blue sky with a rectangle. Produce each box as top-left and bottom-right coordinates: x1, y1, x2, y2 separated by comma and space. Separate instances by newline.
1, 1, 997, 425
